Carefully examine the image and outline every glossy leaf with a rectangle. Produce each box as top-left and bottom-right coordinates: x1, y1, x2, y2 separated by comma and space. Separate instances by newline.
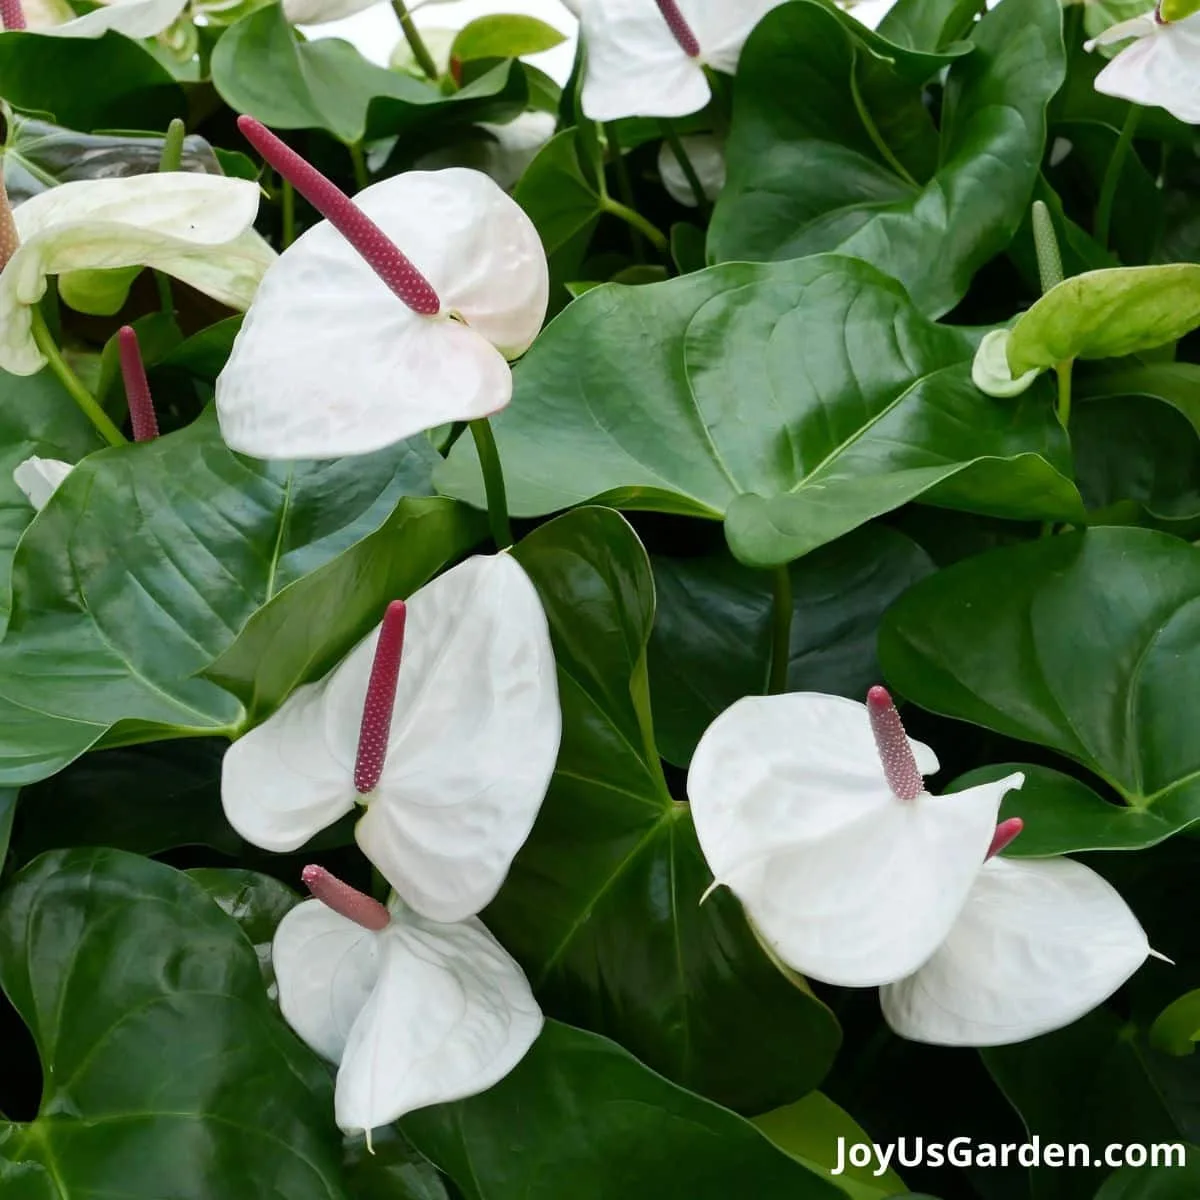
1076, 362, 1200, 441
514, 128, 602, 256
1007, 266, 1200, 376
403, 1020, 845, 1200
484, 507, 840, 1113
709, 0, 1065, 315
1095, 1154, 1200, 1200
451, 15, 565, 63
0, 32, 185, 131
436, 256, 1080, 569
879, 527, 1200, 824
0, 410, 451, 785
0, 847, 346, 1197
877, 0, 982, 55
1149, 990, 1200, 1057
212, 5, 525, 145
343, 1131, 450, 1200
648, 525, 934, 766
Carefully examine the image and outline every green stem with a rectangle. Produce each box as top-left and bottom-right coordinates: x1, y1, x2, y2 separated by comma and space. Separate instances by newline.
349, 142, 369, 192
1096, 104, 1141, 251
605, 122, 644, 262
469, 418, 513, 550
661, 118, 709, 215
1055, 359, 1073, 430
281, 178, 296, 250
849, 50, 918, 188
768, 565, 793, 695
30, 308, 125, 447
602, 198, 669, 254
391, 0, 439, 81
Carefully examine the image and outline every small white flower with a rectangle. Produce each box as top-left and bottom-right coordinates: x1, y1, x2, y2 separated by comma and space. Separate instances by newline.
658, 134, 725, 207
0, 174, 273, 377
215, 118, 549, 461
12, 455, 72, 511
221, 554, 561, 924
579, 0, 788, 122
41, 0, 189, 38
687, 688, 1024, 987
275, 867, 542, 1139
880, 854, 1151, 1046
971, 328, 1041, 398
1088, 8, 1200, 123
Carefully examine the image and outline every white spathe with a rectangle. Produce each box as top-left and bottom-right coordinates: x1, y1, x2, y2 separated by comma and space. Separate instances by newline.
214, 168, 549, 460
579, 0, 788, 121
687, 692, 1024, 987
880, 856, 1151, 1046
41, 0, 188, 37
1089, 10, 1200, 123
221, 553, 561, 923
274, 896, 543, 1135
12, 456, 72, 510
658, 134, 726, 206
0, 174, 273, 377
971, 328, 1041, 398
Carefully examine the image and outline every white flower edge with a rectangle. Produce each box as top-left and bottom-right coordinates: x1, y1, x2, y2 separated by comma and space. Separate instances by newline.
880, 855, 1150, 1046
658, 134, 726, 207
214, 168, 548, 460
274, 897, 543, 1135
971, 329, 1042, 398
1089, 12, 1200, 125
220, 553, 561, 924
40, 0, 189, 37
1, 174, 271, 376
13, 456, 73, 511
687, 692, 1024, 987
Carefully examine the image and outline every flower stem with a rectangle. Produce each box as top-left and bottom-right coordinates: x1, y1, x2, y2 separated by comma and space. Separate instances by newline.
155, 118, 187, 319
602, 198, 669, 254
349, 142, 369, 192
281, 178, 296, 249
605, 123, 644, 262
30, 307, 125, 446
469, 417, 513, 550
661, 119, 709, 215
391, 0, 439, 81
1055, 359, 1073, 430
767, 565, 792, 695
1095, 104, 1141, 251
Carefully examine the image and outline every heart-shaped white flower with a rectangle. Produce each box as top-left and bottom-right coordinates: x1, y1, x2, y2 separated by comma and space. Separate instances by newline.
1088, 9, 1200, 123
12, 455, 73, 511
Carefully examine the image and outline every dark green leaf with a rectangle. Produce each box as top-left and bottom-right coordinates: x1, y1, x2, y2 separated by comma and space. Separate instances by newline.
1149, 991, 1200, 1057
1094, 1152, 1200, 1200
488, 507, 840, 1112
710, 0, 1065, 315
514, 127, 602, 255
877, 0, 982, 53
879, 527, 1200, 826
0, 32, 185, 131
437, 256, 1080, 568
344, 1130, 449, 1200
403, 1021, 845, 1200
0, 847, 346, 1198
649, 525, 934, 766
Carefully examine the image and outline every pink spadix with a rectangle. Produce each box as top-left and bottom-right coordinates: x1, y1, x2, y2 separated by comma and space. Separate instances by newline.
986, 817, 1024, 860
235, 115, 440, 316
0, 165, 16, 271
302, 864, 391, 931
654, 0, 701, 57
0, 0, 26, 31
118, 326, 160, 442
354, 600, 407, 794
866, 685, 924, 801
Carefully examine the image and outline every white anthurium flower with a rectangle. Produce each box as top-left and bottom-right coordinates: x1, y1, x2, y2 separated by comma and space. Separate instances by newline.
275, 866, 542, 1140
0, 173, 274, 377
687, 687, 1025, 988
881, 843, 1152, 1046
12, 456, 72, 511
1087, 8, 1200, 123
971, 328, 1041, 398
221, 553, 562, 924
579, 0, 788, 121
658, 133, 725, 206
40, 0, 189, 38
216, 117, 549, 461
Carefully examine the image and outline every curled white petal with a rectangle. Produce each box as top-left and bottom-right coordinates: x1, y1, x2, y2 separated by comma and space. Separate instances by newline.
215, 169, 548, 460
971, 329, 1041, 398
688, 693, 1023, 987
0, 175, 270, 376
658, 134, 726, 207
335, 902, 543, 1134
1092, 12, 1200, 123
41, 0, 189, 37
881, 856, 1150, 1046
13, 456, 73, 511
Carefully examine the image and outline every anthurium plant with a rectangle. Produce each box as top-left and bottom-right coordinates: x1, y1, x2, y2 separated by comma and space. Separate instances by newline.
1, 0, 1199, 1195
